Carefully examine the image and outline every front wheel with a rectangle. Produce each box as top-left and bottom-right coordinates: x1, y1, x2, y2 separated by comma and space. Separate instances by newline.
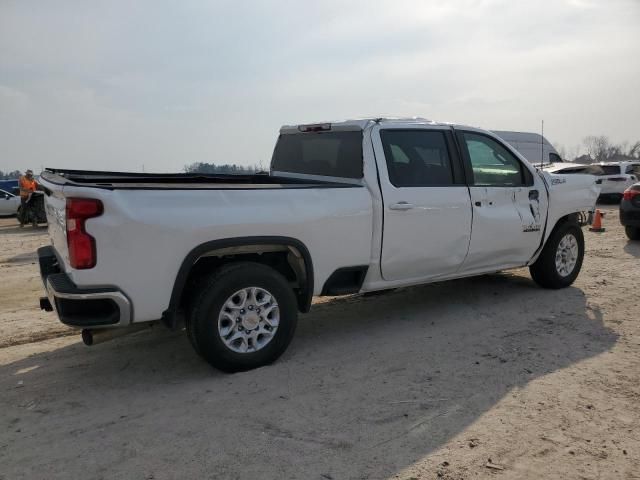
187, 262, 298, 372
626, 226, 640, 241
529, 222, 584, 289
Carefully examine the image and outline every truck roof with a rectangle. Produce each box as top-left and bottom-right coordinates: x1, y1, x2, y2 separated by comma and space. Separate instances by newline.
279, 117, 458, 133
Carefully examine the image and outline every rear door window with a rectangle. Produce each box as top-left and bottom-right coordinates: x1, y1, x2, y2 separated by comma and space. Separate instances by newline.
271, 131, 363, 179
380, 130, 455, 187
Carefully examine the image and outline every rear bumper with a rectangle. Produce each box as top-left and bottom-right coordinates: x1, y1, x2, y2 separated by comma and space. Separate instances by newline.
38, 246, 131, 328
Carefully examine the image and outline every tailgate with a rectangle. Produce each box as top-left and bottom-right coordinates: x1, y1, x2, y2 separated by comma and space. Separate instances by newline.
40, 178, 70, 268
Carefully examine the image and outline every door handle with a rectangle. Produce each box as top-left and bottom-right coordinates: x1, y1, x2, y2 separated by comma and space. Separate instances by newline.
529, 189, 539, 200
389, 202, 414, 211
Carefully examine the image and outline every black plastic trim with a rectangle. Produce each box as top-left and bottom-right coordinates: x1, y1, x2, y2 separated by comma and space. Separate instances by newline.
55, 297, 120, 327
321, 266, 369, 296
163, 236, 315, 326
40, 169, 363, 191
37, 246, 128, 327
38, 245, 59, 278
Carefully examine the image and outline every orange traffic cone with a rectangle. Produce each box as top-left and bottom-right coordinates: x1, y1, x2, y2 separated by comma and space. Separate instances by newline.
589, 209, 605, 232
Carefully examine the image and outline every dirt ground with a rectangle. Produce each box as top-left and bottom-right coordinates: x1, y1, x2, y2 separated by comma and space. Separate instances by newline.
0, 207, 638, 480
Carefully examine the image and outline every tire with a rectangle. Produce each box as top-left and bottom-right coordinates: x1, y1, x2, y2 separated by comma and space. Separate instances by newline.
626, 226, 640, 241
185, 314, 201, 357
529, 222, 584, 289
188, 262, 298, 372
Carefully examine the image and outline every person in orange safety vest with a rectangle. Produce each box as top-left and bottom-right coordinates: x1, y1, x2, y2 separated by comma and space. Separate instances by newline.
18, 169, 39, 227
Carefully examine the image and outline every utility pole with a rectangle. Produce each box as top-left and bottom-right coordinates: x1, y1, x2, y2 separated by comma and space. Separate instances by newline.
540, 120, 544, 169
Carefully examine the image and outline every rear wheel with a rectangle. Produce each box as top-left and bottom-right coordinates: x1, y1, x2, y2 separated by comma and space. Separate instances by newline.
188, 262, 298, 372
529, 222, 584, 289
626, 226, 640, 241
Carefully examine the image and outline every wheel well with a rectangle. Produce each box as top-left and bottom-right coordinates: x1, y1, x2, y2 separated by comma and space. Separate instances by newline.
544, 213, 582, 246
554, 212, 582, 230
552, 211, 593, 231
183, 247, 303, 305
163, 238, 313, 328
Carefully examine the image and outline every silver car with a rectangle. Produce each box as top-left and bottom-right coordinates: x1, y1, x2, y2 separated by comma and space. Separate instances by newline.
0, 189, 20, 216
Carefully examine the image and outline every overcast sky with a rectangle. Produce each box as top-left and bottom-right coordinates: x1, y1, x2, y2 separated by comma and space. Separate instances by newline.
1, 0, 638, 173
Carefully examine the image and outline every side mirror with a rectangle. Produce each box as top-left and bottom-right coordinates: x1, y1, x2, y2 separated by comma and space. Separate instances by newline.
4, 194, 10, 200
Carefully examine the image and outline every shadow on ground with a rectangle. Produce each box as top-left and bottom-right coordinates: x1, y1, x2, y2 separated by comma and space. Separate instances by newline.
0, 272, 616, 479
0, 222, 47, 236
623, 240, 640, 258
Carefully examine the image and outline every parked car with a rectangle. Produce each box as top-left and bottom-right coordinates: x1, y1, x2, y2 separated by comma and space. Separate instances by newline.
594, 161, 640, 201
37, 118, 599, 372
620, 182, 640, 240
492, 130, 563, 165
0, 188, 20, 216
543, 163, 604, 176
0, 179, 19, 195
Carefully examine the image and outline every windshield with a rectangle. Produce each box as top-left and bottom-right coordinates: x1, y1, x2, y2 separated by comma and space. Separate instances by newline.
271, 131, 363, 179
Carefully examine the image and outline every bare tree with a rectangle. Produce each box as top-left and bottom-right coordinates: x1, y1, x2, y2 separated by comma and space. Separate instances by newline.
567, 145, 582, 162
581, 135, 640, 162
555, 143, 568, 161
627, 141, 640, 159
583, 135, 611, 162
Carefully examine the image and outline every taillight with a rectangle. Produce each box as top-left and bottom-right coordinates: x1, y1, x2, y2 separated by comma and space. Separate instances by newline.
623, 188, 640, 201
66, 198, 103, 269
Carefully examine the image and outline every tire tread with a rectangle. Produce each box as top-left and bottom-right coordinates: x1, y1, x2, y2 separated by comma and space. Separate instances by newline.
529, 222, 584, 289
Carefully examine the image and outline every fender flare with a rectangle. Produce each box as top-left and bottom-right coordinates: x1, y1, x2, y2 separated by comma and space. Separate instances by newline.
162, 236, 314, 327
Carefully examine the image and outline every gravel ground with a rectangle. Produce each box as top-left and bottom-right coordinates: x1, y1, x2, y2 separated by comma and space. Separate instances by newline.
0, 207, 638, 480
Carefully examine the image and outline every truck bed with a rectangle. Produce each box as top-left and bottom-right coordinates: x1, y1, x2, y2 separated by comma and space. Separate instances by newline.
40, 168, 359, 190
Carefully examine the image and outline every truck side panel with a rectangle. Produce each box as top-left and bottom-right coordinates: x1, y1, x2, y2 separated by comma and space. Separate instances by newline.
46, 184, 373, 322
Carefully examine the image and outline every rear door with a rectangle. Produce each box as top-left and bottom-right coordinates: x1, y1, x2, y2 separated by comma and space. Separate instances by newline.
372, 125, 472, 281
456, 129, 548, 272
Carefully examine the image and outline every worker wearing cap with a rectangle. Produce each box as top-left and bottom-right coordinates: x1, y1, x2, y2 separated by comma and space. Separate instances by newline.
18, 169, 39, 227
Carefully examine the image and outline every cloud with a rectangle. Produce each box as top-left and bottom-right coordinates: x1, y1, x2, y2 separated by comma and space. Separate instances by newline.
0, 0, 639, 171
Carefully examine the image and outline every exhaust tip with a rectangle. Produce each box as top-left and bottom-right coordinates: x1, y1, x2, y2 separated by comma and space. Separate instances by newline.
81, 329, 94, 346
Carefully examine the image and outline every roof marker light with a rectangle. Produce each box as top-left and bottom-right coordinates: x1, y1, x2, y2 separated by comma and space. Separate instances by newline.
298, 123, 331, 132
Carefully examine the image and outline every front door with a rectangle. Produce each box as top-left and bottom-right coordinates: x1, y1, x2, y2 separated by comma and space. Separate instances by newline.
372, 125, 472, 282
456, 130, 547, 272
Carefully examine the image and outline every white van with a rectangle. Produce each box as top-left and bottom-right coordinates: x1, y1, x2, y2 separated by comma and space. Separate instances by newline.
492, 131, 563, 166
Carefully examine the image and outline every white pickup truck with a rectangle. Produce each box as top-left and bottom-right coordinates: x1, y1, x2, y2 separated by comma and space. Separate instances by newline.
37, 118, 599, 372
